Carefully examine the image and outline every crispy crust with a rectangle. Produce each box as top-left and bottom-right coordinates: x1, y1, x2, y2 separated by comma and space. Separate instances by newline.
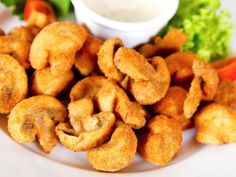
152, 86, 191, 129
138, 115, 182, 166
214, 79, 236, 108
56, 112, 116, 152
98, 38, 124, 81
87, 124, 137, 172
8, 95, 67, 153
114, 48, 170, 105
184, 76, 202, 119
195, 103, 236, 145
193, 59, 219, 101
31, 67, 74, 97
0, 54, 28, 114
30, 22, 87, 76
75, 35, 102, 76
0, 26, 40, 69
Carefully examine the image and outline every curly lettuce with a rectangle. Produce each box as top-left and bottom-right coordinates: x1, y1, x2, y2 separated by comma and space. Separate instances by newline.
162, 0, 233, 62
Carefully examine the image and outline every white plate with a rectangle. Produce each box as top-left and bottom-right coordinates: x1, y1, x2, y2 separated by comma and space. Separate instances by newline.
0, 1, 236, 177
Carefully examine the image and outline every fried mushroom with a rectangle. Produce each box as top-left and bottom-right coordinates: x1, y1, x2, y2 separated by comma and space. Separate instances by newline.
152, 86, 191, 129
0, 26, 40, 68
114, 47, 170, 105
214, 78, 236, 109
98, 38, 124, 81
138, 115, 182, 166
8, 95, 67, 153
87, 124, 137, 172
165, 52, 196, 83
192, 59, 219, 101
75, 35, 102, 76
97, 81, 147, 129
30, 22, 87, 76
195, 103, 236, 145
0, 54, 28, 114
183, 76, 202, 119
31, 67, 74, 97
56, 111, 116, 152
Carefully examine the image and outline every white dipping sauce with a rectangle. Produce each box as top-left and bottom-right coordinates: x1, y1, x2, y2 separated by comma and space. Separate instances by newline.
83, 0, 160, 22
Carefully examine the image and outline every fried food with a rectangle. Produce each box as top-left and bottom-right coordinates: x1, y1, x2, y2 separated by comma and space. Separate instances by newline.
98, 38, 124, 81
183, 77, 202, 119
195, 103, 236, 145
138, 28, 188, 58
30, 22, 88, 76
70, 76, 146, 129
138, 115, 182, 166
0, 26, 40, 68
8, 95, 67, 153
56, 110, 116, 152
114, 47, 170, 105
192, 59, 219, 101
97, 81, 147, 129
70, 76, 108, 102
152, 86, 191, 129
165, 52, 196, 83
75, 35, 102, 76
214, 79, 236, 109
0, 54, 28, 114
87, 124, 137, 172
31, 67, 74, 97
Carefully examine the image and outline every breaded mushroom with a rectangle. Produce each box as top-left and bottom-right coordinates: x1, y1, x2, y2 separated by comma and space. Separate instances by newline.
138, 115, 182, 166
214, 78, 236, 109
87, 124, 137, 172
97, 81, 147, 129
195, 103, 236, 145
75, 35, 102, 76
0, 54, 28, 114
56, 110, 116, 152
152, 86, 191, 129
98, 38, 124, 81
183, 76, 202, 119
192, 59, 219, 101
30, 22, 87, 76
8, 96, 67, 153
31, 67, 74, 97
0, 26, 40, 68
114, 47, 170, 105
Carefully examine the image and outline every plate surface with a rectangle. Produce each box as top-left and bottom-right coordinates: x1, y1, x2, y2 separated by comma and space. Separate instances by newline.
0, 0, 236, 177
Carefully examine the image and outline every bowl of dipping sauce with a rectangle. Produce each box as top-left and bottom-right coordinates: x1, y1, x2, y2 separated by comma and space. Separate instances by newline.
71, 0, 179, 47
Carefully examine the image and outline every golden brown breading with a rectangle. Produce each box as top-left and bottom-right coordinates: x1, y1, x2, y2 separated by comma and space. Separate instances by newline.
152, 86, 191, 129
8, 95, 67, 153
97, 38, 124, 81
192, 59, 219, 101
0, 54, 28, 114
75, 35, 102, 76
31, 67, 74, 97
70, 76, 146, 129
165, 52, 196, 83
56, 110, 116, 152
184, 76, 202, 119
138, 28, 188, 58
70, 76, 108, 102
114, 47, 170, 105
138, 115, 182, 166
30, 22, 87, 76
97, 81, 147, 129
214, 79, 236, 109
195, 103, 236, 145
0, 26, 40, 68
87, 124, 137, 172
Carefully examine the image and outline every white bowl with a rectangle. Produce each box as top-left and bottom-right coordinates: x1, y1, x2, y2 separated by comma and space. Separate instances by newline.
71, 0, 179, 47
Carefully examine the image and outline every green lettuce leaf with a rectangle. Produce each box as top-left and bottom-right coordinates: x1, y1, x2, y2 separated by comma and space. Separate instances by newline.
162, 0, 233, 62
